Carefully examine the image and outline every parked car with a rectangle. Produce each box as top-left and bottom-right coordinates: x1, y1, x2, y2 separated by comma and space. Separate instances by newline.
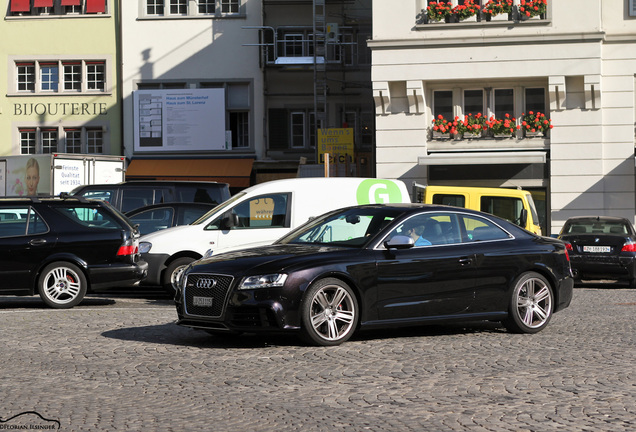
139, 177, 410, 295
175, 203, 574, 346
0, 195, 148, 309
71, 180, 230, 213
557, 215, 636, 286
126, 202, 217, 235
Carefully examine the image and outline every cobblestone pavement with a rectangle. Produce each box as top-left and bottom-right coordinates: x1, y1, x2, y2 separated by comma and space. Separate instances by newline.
0, 285, 635, 432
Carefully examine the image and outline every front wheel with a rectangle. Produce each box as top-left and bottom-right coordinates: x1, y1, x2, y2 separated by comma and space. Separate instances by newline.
503, 272, 554, 334
162, 257, 195, 297
300, 278, 358, 346
38, 262, 87, 309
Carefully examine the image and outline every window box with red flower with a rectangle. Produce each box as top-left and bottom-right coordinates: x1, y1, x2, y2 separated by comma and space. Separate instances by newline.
486, 114, 520, 138
431, 114, 462, 139
521, 111, 552, 137
462, 113, 487, 138
481, 0, 513, 21
424, 1, 452, 23
452, 0, 480, 22
518, 0, 546, 20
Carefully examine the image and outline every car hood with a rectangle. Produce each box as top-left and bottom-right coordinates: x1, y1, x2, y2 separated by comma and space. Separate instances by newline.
189, 243, 354, 275
139, 224, 193, 242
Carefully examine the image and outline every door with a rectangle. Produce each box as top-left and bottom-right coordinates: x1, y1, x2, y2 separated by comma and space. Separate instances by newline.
0, 207, 55, 292
375, 212, 476, 321
203, 193, 291, 254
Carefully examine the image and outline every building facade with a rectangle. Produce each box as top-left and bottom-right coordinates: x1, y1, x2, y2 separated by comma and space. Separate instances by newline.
370, 0, 636, 234
1, 0, 119, 157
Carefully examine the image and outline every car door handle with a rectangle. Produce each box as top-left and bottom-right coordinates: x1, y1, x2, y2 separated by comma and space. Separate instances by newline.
29, 239, 47, 246
458, 257, 473, 266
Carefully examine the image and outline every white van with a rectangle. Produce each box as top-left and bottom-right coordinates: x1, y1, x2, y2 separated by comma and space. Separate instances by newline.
139, 177, 410, 293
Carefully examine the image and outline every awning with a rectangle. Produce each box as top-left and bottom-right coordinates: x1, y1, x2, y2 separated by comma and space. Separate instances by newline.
86, 0, 105, 13
418, 151, 546, 166
34, 0, 54, 7
126, 159, 254, 188
61, 0, 81, 5
11, 0, 30, 12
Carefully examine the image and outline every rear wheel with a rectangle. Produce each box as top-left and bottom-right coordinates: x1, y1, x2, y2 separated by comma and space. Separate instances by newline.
162, 257, 195, 297
503, 272, 554, 334
38, 262, 87, 309
300, 278, 358, 346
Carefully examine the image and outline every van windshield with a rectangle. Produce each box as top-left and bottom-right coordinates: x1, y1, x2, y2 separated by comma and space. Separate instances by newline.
190, 192, 246, 225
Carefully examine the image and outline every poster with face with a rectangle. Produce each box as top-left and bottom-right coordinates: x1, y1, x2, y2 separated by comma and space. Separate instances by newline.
4, 155, 51, 197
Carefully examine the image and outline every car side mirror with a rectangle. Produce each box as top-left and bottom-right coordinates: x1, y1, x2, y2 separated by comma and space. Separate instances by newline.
384, 235, 415, 249
519, 208, 528, 228
220, 212, 239, 230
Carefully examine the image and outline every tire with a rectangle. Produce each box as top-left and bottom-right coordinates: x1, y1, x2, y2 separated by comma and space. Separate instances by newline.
503, 272, 554, 334
38, 262, 87, 309
162, 257, 195, 297
300, 278, 358, 346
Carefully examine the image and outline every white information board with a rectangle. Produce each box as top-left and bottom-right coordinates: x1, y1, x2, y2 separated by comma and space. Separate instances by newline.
133, 88, 227, 153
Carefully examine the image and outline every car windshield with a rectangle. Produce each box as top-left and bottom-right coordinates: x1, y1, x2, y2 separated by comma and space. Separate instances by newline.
278, 207, 402, 248
564, 219, 631, 235
190, 192, 245, 225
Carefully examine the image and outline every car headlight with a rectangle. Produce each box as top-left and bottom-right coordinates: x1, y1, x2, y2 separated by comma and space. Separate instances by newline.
139, 242, 152, 254
239, 274, 287, 290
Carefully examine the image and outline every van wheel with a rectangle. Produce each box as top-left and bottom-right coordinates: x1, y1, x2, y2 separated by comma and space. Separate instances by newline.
163, 257, 195, 297
38, 262, 87, 309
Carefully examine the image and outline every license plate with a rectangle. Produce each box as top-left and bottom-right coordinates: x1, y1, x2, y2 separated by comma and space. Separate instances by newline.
583, 246, 611, 253
193, 296, 213, 307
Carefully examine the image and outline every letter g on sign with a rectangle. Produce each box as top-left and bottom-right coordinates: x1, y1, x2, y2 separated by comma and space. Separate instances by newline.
356, 179, 404, 204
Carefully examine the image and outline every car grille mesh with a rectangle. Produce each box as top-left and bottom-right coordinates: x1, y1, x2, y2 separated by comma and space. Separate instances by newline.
184, 273, 234, 318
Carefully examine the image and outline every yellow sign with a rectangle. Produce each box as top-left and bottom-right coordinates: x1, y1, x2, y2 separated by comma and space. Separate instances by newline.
250, 198, 274, 221
318, 128, 354, 164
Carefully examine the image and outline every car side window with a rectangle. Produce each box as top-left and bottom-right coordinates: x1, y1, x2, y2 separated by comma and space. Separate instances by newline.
0, 207, 47, 237
54, 206, 122, 229
121, 189, 155, 212
129, 208, 173, 235
207, 193, 289, 230
463, 215, 510, 242
80, 189, 115, 205
388, 213, 462, 247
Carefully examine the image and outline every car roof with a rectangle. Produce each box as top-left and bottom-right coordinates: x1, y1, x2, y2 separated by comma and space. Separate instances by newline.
564, 216, 631, 223
125, 201, 217, 215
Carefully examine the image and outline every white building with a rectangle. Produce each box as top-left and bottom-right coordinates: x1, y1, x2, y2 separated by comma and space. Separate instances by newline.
120, 0, 263, 191
370, 0, 636, 234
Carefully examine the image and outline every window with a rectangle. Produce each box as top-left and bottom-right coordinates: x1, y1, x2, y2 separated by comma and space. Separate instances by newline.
494, 88, 514, 119
169, 0, 187, 15
208, 194, 289, 229
65, 129, 82, 153
54, 206, 120, 230
12, 59, 107, 94
463, 215, 510, 242
481, 196, 524, 227
86, 129, 103, 153
143, 0, 238, 16
40, 63, 59, 91
41, 130, 58, 154
0, 208, 47, 238
220, 0, 238, 13
17, 63, 35, 92
284, 34, 305, 57
86, 62, 105, 91
433, 91, 453, 120
291, 112, 306, 148
525, 88, 546, 114
463, 89, 484, 116
9, 0, 107, 16
432, 193, 466, 208
20, 129, 37, 154
63, 62, 82, 91
198, 0, 215, 14
230, 112, 249, 148
389, 213, 462, 247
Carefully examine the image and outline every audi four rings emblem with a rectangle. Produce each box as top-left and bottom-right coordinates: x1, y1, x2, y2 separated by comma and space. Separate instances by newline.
196, 278, 217, 289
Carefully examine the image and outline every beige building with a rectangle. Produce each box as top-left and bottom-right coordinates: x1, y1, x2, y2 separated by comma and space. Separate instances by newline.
370, 0, 636, 234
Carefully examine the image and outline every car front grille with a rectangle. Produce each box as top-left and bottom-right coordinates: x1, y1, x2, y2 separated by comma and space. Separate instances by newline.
183, 273, 234, 318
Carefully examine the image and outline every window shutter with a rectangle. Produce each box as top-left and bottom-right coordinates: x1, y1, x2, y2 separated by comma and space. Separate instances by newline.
61, 0, 82, 5
268, 109, 289, 150
86, 0, 106, 13
34, 0, 54, 6
10, 0, 31, 12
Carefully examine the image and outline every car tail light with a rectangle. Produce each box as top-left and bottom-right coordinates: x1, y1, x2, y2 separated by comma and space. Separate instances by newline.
621, 242, 636, 252
117, 238, 139, 256
564, 247, 570, 261
564, 242, 573, 251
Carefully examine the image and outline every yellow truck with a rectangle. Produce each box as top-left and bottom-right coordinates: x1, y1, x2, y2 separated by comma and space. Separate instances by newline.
412, 183, 542, 235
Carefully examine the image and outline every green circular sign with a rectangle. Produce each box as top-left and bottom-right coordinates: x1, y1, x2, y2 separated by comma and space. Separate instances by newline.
356, 179, 404, 205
